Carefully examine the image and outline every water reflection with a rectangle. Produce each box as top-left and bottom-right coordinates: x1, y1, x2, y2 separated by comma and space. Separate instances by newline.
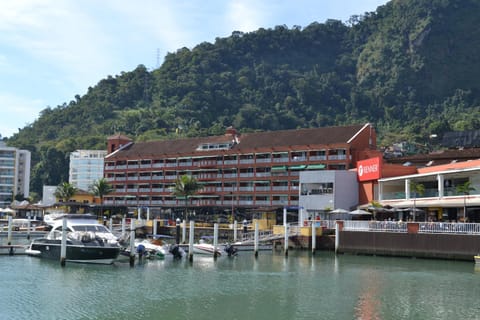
354, 269, 382, 320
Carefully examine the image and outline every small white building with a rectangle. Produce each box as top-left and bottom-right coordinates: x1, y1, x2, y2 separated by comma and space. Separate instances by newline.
299, 170, 358, 221
42, 185, 57, 206
69, 150, 107, 191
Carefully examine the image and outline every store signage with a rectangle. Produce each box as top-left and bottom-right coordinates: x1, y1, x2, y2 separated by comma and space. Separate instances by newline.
357, 157, 381, 181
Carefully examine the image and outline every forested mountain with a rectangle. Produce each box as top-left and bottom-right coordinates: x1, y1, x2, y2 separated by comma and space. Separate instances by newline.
7, 0, 480, 197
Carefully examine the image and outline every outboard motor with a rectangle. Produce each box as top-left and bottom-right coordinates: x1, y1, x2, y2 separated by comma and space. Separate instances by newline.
224, 244, 238, 257
137, 244, 147, 260
169, 244, 183, 260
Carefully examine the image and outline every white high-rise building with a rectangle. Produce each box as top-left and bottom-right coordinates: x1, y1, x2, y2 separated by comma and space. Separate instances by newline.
69, 150, 107, 191
0, 141, 31, 207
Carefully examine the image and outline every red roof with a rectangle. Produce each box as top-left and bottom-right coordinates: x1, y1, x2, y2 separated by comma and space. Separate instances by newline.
106, 124, 371, 159
418, 159, 480, 174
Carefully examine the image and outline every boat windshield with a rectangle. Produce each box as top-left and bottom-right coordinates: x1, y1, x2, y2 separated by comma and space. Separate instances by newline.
71, 225, 110, 233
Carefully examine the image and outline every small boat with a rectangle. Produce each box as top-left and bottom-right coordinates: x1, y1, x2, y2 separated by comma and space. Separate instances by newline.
26, 214, 121, 265
475, 255, 480, 264
118, 239, 168, 261
117, 235, 185, 262
193, 239, 222, 256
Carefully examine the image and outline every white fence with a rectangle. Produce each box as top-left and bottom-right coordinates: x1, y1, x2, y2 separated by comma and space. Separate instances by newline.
342, 221, 480, 235
418, 222, 480, 234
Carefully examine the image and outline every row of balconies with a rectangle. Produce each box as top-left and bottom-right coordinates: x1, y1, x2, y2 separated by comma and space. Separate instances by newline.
107, 171, 302, 182
103, 199, 298, 206
112, 185, 298, 194
106, 154, 348, 170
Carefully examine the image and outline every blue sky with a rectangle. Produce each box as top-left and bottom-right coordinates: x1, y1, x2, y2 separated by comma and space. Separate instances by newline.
0, 0, 387, 138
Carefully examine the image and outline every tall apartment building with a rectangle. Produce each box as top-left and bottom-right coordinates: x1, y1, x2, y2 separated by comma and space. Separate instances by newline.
69, 150, 107, 191
0, 141, 31, 207
103, 124, 377, 217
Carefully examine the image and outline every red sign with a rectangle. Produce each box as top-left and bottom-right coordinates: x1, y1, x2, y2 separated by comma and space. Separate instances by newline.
357, 157, 381, 181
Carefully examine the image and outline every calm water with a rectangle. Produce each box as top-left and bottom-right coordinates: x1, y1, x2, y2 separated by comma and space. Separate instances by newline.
1, 250, 480, 320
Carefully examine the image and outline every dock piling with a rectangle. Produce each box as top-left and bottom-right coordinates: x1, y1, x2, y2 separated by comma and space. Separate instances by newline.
60, 217, 67, 267
182, 220, 187, 244
188, 221, 194, 262
213, 223, 219, 259
121, 217, 126, 239
254, 222, 259, 258
129, 220, 135, 267
284, 223, 289, 257
311, 222, 316, 255
7, 216, 12, 244
175, 218, 181, 244
27, 219, 31, 240
233, 220, 238, 242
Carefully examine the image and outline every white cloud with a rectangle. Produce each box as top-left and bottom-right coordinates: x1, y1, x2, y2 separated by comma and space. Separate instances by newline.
225, 1, 266, 32
0, 92, 45, 138
0, 1, 121, 89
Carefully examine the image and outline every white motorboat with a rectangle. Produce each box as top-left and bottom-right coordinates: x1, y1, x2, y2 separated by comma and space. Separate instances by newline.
43, 213, 67, 227
26, 214, 121, 265
193, 239, 222, 256
117, 235, 186, 262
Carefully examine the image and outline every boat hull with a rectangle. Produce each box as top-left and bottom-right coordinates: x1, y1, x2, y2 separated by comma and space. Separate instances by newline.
29, 240, 120, 265
192, 244, 222, 256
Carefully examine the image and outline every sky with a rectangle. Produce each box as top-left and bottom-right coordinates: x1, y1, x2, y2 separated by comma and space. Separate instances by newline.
0, 0, 388, 138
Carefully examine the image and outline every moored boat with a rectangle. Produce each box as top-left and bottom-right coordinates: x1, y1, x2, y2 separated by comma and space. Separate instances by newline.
193, 239, 222, 256
475, 255, 480, 264
26, 214, 121, 265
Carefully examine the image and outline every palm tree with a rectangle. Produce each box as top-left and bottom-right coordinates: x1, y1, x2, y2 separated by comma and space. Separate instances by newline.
171, 175, 202, 221
410, 180, 425, 222
456, 181, 476, 222
90, 178, 114, 218
54, 182, 78, 213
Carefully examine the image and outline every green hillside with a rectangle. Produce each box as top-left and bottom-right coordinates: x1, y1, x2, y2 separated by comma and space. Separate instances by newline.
7, 0, 480, 197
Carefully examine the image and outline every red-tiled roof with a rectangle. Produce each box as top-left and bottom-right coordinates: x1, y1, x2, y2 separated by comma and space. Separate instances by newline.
106, 124, 369, 159
418, 159, 480, 173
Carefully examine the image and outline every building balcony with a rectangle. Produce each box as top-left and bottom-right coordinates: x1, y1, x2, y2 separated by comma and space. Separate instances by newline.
328, 155, 347, 160
239, 173, 254, 178
309, 155, 327, 161
255, 172, 271, 177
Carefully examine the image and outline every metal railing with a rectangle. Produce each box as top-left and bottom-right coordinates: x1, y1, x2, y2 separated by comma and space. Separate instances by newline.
418, 222, 480, 234
343, 221, 407, 232
342, 221, 480, 235
241, 223, 301, 243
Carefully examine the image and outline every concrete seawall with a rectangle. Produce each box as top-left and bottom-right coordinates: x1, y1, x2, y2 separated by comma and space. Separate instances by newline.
337, 231, 480, 261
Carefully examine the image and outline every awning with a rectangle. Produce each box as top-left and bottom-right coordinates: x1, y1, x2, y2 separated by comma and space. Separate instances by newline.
382, 197, 480, 208
289, 165, 307, 170
306, 164, 326, 170
271, 166, 288, 171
